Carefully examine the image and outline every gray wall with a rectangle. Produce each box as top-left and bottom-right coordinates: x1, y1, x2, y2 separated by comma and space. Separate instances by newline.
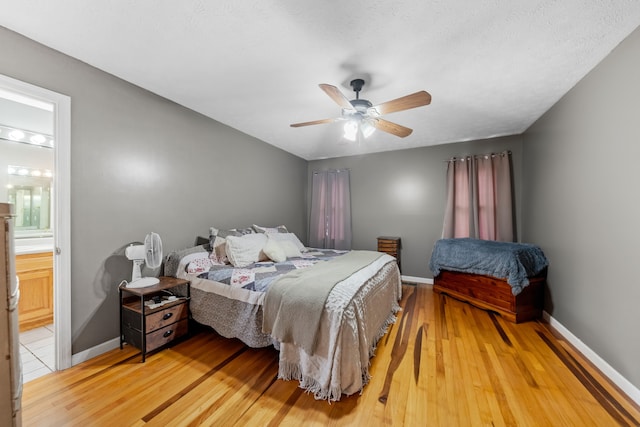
523, 27, 640, 388
308, 135, 523, 278
0, 27, 308, 354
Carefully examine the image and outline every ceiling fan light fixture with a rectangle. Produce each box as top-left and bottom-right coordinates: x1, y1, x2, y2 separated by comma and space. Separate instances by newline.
290, 79, 431, 140
361, 121, 376, 138
343, 119, 375, 141
343, 120, 358, 141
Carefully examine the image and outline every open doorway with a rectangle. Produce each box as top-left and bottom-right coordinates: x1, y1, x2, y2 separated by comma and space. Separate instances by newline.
0, 74, 71, 376
1, 92, 55, 381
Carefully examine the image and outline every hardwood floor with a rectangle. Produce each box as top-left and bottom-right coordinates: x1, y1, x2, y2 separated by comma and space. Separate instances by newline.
22, 284, 640, 426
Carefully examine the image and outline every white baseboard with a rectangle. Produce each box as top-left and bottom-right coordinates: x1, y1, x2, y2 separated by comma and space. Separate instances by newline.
401, 275, 433, 285
543, 311, 640, 406
71, 337, 120, 366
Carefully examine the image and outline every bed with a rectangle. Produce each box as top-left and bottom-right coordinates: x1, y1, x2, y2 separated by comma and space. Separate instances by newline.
429, 238, 548, 323
164, 226, 402, 401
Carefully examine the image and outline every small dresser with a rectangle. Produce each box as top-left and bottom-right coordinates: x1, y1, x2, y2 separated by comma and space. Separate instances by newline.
119, 276, 190, 362
377, 236, 401, 273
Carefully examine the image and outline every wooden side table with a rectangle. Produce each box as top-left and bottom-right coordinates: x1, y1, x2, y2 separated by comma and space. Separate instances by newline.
377, 236, 401, 273
119, 276, 190, 362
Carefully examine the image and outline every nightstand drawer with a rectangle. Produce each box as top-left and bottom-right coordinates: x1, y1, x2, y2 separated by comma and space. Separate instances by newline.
378, 242, 399, 250
145, 302, 188, 333
146, 319, 188, 352
378, 242, 398, 250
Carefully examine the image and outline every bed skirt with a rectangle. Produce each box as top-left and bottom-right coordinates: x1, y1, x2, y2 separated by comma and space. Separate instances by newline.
433, 270, 545, 323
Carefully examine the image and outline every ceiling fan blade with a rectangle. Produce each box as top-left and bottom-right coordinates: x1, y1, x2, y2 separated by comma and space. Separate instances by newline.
372, 118, 413, 138
319, 84, 355, 110
371, 91, 431, 115
290, 117, 338, 127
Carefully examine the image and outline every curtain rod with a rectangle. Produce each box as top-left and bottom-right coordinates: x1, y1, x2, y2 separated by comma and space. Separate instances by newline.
444, 150, 511, 162
312, 168, 351, 174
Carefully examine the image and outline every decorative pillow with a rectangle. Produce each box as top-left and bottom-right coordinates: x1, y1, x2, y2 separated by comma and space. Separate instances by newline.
262, 237, 286, 263
225, 233, 268, 267
208, 235, 229, 264
208, 226, 255, 263
252, 224, 289, 234
267, 232, 307, 252
279, 240, 302, 258
164, 245, 209, 277
210, 226, 255, 238
185, 252, 214, 273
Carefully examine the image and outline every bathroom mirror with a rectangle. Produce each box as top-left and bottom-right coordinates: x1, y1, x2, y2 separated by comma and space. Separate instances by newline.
7, 177, 52, 238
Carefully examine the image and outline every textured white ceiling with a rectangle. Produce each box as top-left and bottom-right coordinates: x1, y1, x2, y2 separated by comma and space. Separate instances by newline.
1, 1, 640, 160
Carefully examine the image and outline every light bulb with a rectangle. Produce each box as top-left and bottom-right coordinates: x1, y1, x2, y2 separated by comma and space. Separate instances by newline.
8, 130, 25, 141
30, 134, 46, 144
361, 121, 375, 138
343, 121, 358, 142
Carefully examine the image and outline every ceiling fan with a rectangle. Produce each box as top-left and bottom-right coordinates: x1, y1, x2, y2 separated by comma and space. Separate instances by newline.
290, 79, 431, 140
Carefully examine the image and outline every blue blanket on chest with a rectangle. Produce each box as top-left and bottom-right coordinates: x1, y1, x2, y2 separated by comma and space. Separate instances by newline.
429, 238, 548, 295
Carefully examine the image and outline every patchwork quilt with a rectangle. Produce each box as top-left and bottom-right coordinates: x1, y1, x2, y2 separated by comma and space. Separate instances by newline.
195, 249, 349, 293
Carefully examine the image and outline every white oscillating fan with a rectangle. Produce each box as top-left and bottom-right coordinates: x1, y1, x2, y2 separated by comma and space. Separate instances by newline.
124, 232, 163, 288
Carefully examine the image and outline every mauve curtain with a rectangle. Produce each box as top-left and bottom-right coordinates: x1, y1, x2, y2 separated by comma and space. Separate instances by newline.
309, 169, 352, 250
442, 156, 472, 238
441, 151, 515, 242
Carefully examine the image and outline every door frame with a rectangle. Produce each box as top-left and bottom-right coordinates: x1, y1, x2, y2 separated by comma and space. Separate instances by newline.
0, 74, 72, 370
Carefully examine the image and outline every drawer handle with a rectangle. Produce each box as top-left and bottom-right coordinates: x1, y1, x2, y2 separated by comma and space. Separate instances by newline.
163, 330, 173, 338
162, 312, 173, 320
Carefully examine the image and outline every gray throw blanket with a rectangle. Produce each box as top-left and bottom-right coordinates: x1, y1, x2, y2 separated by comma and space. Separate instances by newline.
429, 238, 549, 295
262, 250, 384, 354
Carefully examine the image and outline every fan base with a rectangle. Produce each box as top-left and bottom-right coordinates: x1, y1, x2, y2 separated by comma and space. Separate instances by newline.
127, 277, 160, 288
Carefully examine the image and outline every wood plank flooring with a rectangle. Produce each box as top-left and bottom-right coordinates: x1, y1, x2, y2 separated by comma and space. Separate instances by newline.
22, 284, 640, 426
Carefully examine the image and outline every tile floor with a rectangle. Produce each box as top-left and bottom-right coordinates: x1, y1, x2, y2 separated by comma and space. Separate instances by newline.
20, 324, 55, 383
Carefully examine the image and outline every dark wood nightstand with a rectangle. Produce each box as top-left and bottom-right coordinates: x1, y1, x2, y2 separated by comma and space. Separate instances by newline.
119, 276, 190, 362
377, 236, 401, 273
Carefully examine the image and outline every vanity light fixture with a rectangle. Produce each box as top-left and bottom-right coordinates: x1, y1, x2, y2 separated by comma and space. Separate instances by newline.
7, 165, 52, 178
0, 124, 54, 148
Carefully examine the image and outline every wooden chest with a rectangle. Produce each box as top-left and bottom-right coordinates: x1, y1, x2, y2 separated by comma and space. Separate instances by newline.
433, 270, 545, 323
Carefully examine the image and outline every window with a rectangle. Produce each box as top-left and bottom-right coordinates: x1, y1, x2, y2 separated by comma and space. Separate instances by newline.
441, 151, 515, 241
309, 169, 352, 250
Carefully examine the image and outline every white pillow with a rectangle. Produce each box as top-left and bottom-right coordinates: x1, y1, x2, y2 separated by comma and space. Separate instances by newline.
280, 240, 302, 258
267, 232, 307, 252
225, 233, 268, 267
263, 237, 286, 263
252, 224, 289, 234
